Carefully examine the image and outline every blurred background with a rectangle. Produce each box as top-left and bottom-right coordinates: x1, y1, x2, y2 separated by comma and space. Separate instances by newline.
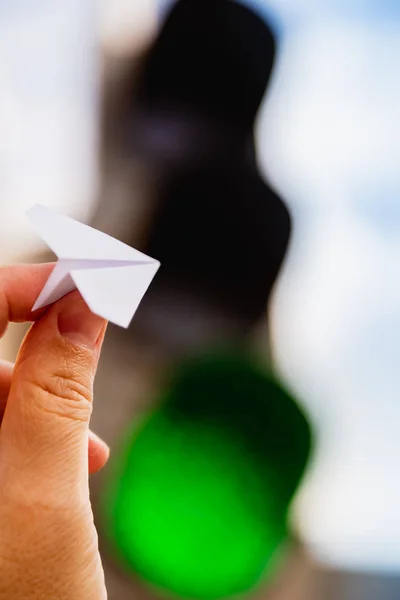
1, 0, 400, 598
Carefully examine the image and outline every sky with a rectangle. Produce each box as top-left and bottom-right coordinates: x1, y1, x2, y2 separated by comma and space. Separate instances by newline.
251, 0, 400, 571
0, 0, 99, 261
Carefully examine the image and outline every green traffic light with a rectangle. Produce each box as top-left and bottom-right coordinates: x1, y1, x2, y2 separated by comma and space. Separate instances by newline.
103, 352, 311, 599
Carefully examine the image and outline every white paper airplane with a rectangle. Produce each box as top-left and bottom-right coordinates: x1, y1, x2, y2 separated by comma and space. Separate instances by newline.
27, 204, 160, 328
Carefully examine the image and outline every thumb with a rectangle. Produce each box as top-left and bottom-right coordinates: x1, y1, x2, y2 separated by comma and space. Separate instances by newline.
0, 291, 107, 502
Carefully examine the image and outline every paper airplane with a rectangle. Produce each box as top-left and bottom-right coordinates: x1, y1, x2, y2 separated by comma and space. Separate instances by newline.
27, 204, 160, 328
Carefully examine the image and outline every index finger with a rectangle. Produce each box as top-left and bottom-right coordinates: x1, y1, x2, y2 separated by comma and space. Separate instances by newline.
0, 263, 55, 337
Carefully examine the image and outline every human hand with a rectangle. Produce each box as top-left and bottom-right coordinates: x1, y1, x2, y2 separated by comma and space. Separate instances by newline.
0, 264, 108, 599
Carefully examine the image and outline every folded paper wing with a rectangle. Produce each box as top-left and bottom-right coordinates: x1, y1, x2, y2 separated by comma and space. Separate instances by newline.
27, 204, 160, 328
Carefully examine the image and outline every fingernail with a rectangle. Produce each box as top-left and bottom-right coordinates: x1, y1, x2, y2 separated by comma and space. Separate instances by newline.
58, 294, 105, 348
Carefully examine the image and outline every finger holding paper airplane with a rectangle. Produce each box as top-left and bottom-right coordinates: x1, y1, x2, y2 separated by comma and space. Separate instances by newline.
27, 204, 160, 328
0, 271, 108, 599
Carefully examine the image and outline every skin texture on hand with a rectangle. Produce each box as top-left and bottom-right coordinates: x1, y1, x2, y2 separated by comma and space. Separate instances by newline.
0, 264, 109, 600
0, 360, 109, 475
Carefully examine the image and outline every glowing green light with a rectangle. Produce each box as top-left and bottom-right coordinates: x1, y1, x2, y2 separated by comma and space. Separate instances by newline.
103, 353, 311, 599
